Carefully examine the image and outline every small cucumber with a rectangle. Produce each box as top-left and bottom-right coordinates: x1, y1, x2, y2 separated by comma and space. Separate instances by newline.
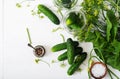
67, 38, 75, 65
58, 47, 83, 61
58, 51, 68, 61
67, 53, 87, 75
51, 41, 79, 52
66, 12, 78, 26
68, 24, 80, 30
38, 4, 60, 25
66, 12, 84, 30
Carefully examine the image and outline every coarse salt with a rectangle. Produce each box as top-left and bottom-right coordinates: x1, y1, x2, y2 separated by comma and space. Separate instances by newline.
91, 63, 106, 77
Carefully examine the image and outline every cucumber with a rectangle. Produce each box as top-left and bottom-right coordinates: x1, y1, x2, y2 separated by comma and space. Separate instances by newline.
58, 51, 68, 61
66, 12, 78, 26
67, 38, 75, 65
67, 53, 87, 75
68, 24, 80, 30
58, 47, 83, 61
66, 12, 84, 30
38, 4, 60, 25
51, 41, 79, 52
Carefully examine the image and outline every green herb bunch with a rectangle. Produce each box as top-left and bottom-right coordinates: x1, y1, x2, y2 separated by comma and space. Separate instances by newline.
74, 0, 120, 71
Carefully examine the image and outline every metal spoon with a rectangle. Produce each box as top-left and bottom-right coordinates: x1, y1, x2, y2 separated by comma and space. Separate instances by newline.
28, 43, 46, 57
28, 43, 36, 50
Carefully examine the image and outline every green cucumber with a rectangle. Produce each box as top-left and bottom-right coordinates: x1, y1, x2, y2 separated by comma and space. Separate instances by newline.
58, 51, 67, 61
58, 47, 83, 61
66, 12, 84, 30
67, 53, 87, 75
38, 4, 60, 25
67, 38, 75, 65
51, 41, 79, 52
66, 12, 78, 26
68, 24, 80, 30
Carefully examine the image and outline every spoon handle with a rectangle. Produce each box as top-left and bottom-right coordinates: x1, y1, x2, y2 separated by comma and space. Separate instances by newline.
28, 43, 35, 50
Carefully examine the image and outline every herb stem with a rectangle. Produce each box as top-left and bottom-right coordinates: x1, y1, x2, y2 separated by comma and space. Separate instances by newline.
57, 8, 63, 18
108, 0, 120, 11
40, 59, 50, 67
52, 27, 63, 32
108, 69, 119, 79
60, 34, 65, 42
116, 0, 120, 12
26, 28, 32, 44
89, 56, 102, 62
108, 69, 113, 79
94, 48, 105, 62
88, 71, 91, 79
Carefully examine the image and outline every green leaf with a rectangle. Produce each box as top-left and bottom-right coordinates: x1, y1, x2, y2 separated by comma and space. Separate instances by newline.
16, 3, 22, 8
35, 59, 40, 64
60, 63, 66, 68
106, 14, 112, 42
111, 40, 120, 54
95, 31, 101, 42
111, 26, 118, 41
106, 10, 119, 41
85, 24, 94, 41
51, 60, 57, 63
85, 31, 96, 42
60, 34, 65, 42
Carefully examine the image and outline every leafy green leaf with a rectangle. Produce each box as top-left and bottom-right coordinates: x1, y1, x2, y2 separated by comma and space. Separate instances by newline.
107, 10, 119, 41
112, 40, 120, 54
16, 3, 22, 8
106, 14, 112, 41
